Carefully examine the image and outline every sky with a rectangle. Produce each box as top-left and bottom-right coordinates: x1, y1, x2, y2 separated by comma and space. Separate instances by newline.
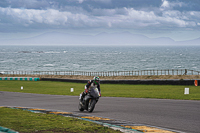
0, 0, 200, 41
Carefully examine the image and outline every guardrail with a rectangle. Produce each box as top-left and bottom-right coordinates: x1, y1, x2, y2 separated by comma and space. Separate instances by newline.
0, 77, 40, 81
1, 69, 200, 77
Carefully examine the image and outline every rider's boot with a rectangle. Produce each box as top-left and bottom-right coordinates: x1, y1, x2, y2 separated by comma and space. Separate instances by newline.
80, 92, 85, 105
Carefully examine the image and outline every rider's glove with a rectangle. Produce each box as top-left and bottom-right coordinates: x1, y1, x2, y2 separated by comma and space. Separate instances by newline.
85, 89, 88, 93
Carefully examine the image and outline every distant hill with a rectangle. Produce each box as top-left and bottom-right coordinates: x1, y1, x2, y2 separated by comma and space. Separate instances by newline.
176, 37, 200, 46
0, 31, 199, 46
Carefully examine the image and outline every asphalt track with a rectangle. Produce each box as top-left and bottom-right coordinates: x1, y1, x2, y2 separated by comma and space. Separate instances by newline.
1, 91, 200, 133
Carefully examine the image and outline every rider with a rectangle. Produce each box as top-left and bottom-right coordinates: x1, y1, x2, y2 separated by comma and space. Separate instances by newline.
80, 76, 101, 104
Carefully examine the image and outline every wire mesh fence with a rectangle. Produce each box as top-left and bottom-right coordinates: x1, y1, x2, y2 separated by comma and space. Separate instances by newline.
1, 69, 200, 77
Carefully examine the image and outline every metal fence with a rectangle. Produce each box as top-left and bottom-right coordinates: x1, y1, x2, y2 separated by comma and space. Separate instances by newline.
1, 69, 200, 76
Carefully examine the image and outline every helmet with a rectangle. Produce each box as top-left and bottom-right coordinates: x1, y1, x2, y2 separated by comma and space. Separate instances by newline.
93, 76, 100, 85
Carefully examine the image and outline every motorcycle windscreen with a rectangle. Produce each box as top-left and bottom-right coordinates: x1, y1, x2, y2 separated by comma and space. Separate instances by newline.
89, 87, 100, 98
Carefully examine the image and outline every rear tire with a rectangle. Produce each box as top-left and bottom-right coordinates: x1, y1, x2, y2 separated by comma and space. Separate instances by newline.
88, 99, 96, 112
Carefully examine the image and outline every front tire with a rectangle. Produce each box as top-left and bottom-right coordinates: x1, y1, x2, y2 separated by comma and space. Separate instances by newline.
88, 99, 96, 112
78, 102, 84, 111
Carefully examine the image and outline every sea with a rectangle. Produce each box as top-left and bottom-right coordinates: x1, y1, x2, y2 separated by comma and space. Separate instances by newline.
0, 45, 200, 72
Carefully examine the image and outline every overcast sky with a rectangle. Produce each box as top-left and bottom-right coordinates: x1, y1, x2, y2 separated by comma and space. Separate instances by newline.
0, 0, 200, 41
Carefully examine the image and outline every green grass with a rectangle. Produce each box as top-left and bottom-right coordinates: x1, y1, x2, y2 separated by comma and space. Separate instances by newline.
0, 80, 200, 100
0, 107, 121, 133
103, 84, 200, 100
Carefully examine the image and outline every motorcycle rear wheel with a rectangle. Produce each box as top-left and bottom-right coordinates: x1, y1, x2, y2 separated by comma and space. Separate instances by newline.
88, 99, 96, 112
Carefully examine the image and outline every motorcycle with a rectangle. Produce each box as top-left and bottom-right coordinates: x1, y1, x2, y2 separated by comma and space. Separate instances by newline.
78, 87, 100, 112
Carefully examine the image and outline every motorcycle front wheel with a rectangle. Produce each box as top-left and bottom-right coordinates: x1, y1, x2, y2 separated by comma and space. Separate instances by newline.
88, 99, 96, 112
78, 102, 84, 111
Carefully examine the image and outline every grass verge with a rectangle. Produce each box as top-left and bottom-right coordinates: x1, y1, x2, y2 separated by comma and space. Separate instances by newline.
0, 81, 200, 100
0, 107, 121, 133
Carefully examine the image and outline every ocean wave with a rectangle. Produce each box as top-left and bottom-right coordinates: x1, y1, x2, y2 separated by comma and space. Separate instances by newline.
18, 51, 44, 53
43, 64, 55, 67
44, 51, 60, 54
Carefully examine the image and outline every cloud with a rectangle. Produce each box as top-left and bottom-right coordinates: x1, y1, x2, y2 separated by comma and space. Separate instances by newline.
0, 7, 89, 27
161, 0, 170, 9
0, 0, 200, 34
78, 0, 84, 4
77, 0, 112, 4
161, 0, 185, 10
